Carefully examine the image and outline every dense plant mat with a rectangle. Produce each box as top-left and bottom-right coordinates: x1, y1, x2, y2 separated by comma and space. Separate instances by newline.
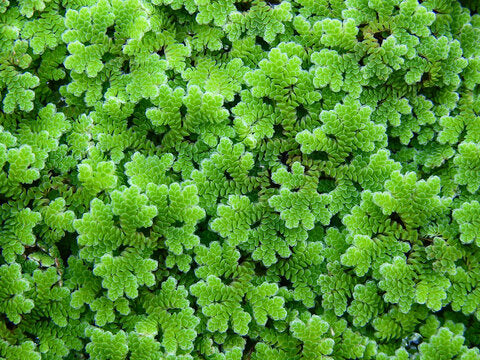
1, 0, 480, 359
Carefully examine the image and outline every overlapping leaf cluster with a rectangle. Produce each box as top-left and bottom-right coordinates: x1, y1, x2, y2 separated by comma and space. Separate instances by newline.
1, 0, 480, 359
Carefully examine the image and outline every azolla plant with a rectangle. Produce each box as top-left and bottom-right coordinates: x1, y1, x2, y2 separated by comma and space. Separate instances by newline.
1, 0, 480, 359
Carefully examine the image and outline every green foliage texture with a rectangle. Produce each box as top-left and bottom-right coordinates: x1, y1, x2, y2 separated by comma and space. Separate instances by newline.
1, 0, 480, 358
